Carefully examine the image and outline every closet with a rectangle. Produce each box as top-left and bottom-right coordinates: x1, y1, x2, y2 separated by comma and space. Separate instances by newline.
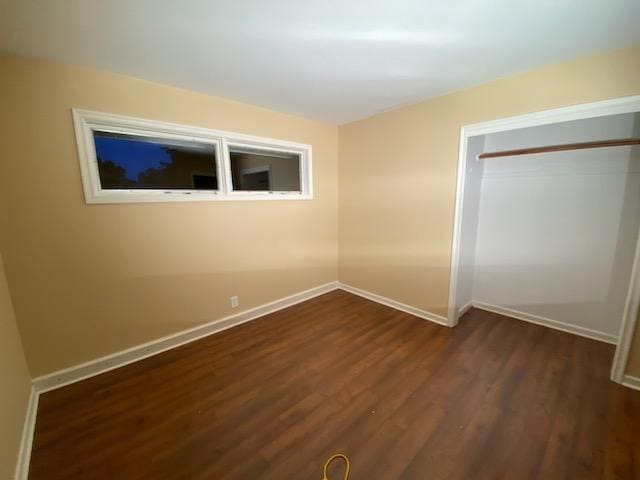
454, 112, 640, 343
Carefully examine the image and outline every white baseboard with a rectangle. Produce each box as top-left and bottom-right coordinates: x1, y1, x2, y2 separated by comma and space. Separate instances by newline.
17, 281, 443, 478
32, 281, 448, 395
16, 282, 633, 478
622, 374, 640, 391
457, 301, 473, 319
33, 281, 339, 393
471, 301, 618, 344
14, 386, 38, 480
338, 282, 448, 326
19, 282, 337, 479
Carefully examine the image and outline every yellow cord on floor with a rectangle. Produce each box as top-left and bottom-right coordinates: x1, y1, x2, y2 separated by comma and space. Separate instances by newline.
322, 453, 350, 480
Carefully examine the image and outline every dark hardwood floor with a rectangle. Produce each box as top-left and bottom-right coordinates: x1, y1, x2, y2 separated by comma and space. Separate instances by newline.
30, 290, 640, 479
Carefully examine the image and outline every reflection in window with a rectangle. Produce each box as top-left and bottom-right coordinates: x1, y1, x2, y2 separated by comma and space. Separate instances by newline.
94, 131, 218, 190
229, 146, 301, 192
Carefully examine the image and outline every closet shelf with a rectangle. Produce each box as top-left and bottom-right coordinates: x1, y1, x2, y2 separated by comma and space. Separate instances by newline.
478, 138, 640, 159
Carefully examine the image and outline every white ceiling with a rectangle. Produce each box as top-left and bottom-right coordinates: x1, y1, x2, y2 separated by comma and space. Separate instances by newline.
1, 0, 639, 124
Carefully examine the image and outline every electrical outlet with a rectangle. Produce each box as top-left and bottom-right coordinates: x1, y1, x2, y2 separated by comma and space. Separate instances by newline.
230, 296, 239, 308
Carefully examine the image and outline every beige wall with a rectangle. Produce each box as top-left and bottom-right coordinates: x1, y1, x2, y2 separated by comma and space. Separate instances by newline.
338, 45, 640, 368
2, 46, 640, 380
0, 54, 338, 376
0, 249, 31, 479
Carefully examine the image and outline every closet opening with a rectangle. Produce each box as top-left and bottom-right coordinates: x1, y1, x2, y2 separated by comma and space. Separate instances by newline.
448, 95, 640, 386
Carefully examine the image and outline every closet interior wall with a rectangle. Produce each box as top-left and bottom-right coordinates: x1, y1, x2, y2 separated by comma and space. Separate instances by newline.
456, 112, 640, 342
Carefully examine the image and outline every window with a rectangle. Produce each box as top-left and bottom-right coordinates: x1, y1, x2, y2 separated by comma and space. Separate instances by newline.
73, 109, 312, 203
227, 144, 302, 194
94, 131, 219, 191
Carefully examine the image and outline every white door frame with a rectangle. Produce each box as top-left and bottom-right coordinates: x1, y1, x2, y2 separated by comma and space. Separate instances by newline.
447, 94, 640, 385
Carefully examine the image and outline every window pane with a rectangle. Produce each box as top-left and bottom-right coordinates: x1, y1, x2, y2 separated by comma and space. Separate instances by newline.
94, 131, 218, 190
229, 146, 301, 192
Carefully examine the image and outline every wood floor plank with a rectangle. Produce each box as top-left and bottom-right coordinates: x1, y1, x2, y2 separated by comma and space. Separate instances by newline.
29, 290, 640, 479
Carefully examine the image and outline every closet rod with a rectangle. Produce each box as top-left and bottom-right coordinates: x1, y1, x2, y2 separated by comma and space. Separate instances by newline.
478, 138, 640, 159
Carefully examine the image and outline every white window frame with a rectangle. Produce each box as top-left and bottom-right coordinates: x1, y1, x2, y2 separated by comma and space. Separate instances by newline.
72, 109, 313, 204
223, 140, 311, 198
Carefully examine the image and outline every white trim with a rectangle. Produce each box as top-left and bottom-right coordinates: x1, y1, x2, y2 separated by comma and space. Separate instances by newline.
225, 141, 312, 198
446, 127, 470, 326
457, 301, 473, 319
447, 95, 640, 383
20, 280, 445, 477
14, 387, 38, 480
462, 95, 640, 137
338, 282, 448, 326
611, 227, 640, 382
15, 282, 637, 479
33, 281, 338, 393
25, 279, 452, 389
471, 302, 618, 344
622, 374, 640, 391
32, 281, 447, 393
72, 109, 313, 203
19, 282, 335, 479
